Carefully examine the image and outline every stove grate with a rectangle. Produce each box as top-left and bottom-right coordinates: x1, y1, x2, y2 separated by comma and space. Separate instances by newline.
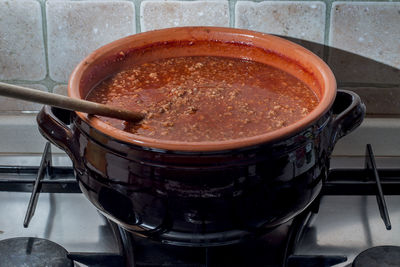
283, 144, 396, 267
0, 142, 399, 266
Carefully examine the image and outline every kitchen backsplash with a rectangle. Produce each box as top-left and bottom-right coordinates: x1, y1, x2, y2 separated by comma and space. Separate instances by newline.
0, 0, 399, 155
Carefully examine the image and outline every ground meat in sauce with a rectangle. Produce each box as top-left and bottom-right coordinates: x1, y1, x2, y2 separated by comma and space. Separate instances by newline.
86, 56, 319, 142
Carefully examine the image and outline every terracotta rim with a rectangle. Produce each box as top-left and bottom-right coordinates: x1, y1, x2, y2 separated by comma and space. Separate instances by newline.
69, 27, 336, 152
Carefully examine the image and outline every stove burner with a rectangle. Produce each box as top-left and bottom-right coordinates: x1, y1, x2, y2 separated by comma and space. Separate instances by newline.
0, 237, 73, 267
353, 246, 400, 267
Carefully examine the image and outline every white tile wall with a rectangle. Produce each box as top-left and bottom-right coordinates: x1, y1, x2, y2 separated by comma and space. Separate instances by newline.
235, 1, 326, 44
329, 2, 400, 84
0, 0, 46, 81
46, 1, 136, 82
53, 85, 68, 96
141, 0, 230, 32
330, 2, 400, 69
0, 0, 399, 155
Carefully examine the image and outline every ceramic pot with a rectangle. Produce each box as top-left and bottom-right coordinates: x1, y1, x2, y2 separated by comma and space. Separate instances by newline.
37, 27, 365, 246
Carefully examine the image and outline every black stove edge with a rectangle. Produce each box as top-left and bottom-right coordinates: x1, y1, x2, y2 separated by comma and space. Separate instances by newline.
282, 202, 348, 267
324, 168, 400, 195
2, 167, 400, 195
286, 255, 348, 267
68, 252, 124, 267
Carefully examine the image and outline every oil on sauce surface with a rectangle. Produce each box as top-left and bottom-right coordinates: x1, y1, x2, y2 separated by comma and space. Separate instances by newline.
86, 56, 318, 142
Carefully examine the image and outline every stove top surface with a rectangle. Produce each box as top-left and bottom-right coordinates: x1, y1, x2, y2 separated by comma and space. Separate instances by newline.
0, 237, 74, 267
0, 144, 399, 267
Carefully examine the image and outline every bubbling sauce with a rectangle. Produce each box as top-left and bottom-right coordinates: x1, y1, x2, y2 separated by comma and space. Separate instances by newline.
86, 56, 319, 142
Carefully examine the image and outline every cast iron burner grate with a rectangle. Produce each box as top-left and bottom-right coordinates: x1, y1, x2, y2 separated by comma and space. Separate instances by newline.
0, 237, 73, 267
352, 246, 400, 267
283, 144, 396, 267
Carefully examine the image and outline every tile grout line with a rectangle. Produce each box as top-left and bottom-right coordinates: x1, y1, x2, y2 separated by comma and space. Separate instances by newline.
135, 0, 142, 33
230, 0, 236, 28
236, 0, 400, 2
37, 0, 59, 93
322, 0, 332, 63
39, 0, 49, 87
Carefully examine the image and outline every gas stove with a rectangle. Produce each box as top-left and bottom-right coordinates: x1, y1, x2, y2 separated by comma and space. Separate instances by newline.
0, 142, 399, 267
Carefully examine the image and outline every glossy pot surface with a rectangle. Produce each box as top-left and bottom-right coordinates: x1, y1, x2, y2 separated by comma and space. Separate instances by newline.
68, 27, 336, 151
37, 27, 365, 246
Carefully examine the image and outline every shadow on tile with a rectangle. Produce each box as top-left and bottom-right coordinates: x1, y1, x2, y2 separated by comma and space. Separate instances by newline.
277, 36, 400, 116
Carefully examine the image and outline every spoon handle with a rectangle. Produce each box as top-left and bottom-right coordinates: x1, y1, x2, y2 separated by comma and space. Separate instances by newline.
0, 82, 144, 122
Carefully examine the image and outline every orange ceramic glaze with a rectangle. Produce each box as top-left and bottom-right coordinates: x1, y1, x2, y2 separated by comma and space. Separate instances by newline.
38, 27, 364, 246
68, 27, 336, 151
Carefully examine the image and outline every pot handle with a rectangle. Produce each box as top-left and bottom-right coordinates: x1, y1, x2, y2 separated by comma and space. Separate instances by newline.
330, 89, 366, 147
37, 105, 83, 173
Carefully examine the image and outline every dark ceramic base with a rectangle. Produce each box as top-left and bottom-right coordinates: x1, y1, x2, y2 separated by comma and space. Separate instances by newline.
77, 167, 324, 246
37, 90, 364, 246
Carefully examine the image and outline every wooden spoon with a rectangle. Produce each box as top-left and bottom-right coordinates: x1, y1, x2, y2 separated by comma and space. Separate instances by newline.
0, 82, 145, 122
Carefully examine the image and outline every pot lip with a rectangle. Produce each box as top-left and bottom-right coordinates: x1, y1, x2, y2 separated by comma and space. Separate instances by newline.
69, 26, 336, 152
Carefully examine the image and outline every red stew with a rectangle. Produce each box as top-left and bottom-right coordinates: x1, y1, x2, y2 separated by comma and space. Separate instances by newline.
86, 56, 319, 142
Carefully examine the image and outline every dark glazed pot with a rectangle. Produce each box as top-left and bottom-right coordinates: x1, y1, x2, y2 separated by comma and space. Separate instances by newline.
37, 27, 365, 246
